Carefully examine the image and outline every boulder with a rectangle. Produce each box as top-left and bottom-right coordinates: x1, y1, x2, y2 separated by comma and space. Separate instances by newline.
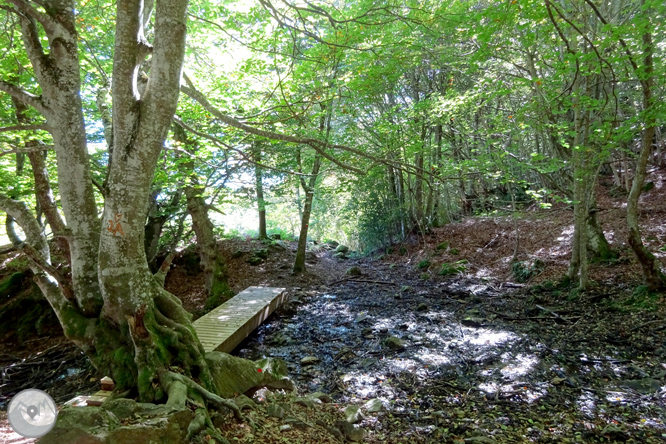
206, 352, 294, 398
363, 398, 383, 413
384, 336, 406, 350
335, 245, 350, 253
346, 266, 362, 276
344, 405, 363, 424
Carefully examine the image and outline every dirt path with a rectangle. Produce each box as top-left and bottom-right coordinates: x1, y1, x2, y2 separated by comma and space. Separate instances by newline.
235, 259, 666, 443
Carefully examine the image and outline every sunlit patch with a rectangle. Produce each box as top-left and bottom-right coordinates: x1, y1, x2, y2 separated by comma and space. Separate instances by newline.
466, 329, 517, 346
500, 353, 538, 378
606, 391, 628, 403
413, 348, 451, 366
578, 391, 598, 417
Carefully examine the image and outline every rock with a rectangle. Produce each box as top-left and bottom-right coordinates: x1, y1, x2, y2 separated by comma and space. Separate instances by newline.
346, 266, 362, 276
336, 420, 366, 442
335, 245, 350, 253
300, 356, 321, 366
267, 404, 285, 419
416, 303, 428, 312
233, 394, 256, 411
285, 417, 311, 429
102, 398, 139, 420
280, 424, 292, 432
461, 318, 483, 328
464, 437, 496, 443
620, 378, 663, 394
384, 336, 406, 350
309, 391, 333, 403
293, 397, 318, 408
231, 249, 245, 259
41, 405, 193, 444
363, 398, 383, 413
305, 251, 318, 263
333, 252, 348, 260
326, 425, 344, 442
354, 313, 368, 323
268, 241, 288, 252
247, 256, 263, 266
205, 352, 294, 398
344, 405, 363, 424
327, 240, 340, 248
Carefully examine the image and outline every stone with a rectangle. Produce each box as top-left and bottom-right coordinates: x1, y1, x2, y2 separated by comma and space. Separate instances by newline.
206, 352, 294, 398
333, 252, 348, 260
363, 398, 383, 413
344, 405, 363, 424
300, 356, 321, 366
335, 245, 350, 253
280, 425, 291, 432
416, 303, 428, 312
384, 336, 406, 350
254, 248, 269, 259
327, 240, 340, 248
285, 417, 311, 429
234, 394, 256, 411
231, 249, 245, 258
247, 256, 263, 266
267, 403, 286, 419
620, 378, 663, 394
309, 391, 333, 403
40, 406, 194, 444
293, 397, 318, 409
336, 420, 366, 442
346, 266, 362, 276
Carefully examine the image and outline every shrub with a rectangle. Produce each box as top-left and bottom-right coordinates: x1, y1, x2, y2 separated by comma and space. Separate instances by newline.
511, 259, 544, 283
439, 260, 468, 276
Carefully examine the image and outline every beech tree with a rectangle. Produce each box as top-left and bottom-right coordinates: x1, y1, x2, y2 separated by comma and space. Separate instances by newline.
0, 0, 251, 439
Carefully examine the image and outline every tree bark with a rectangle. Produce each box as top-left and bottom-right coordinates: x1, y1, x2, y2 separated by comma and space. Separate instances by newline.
254, 144, 268, 239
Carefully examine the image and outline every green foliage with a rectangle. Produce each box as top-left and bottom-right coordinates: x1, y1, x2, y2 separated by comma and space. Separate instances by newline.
436, 242, 449, 251
512, 259, 545, 283
417, 259, 431, 270
439, 260, 468, 276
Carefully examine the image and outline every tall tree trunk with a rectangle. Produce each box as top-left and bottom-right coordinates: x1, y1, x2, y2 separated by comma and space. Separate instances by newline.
293, 152, 322, 274
625, 23, 665, 290
254, 144, 268, 239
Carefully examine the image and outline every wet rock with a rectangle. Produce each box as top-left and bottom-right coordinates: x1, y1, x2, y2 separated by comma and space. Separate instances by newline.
344, 405, 363, 424
309, 391, 333, 403
336, 420, 366, 442
280, 424, 291, 432
620, 378, 663, 394
267, 403, 285, 419
416, 303, 428, 312
335, 245, 350, 254
363, 398, 383, 413
346, 266, 362, 276
285, 417, 311, 429
384, 336, 406, 350
301, 356, 321, 366
461, 317, 484, 328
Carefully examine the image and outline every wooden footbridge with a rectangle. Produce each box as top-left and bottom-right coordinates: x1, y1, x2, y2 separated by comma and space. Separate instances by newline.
68, 286, 287, 407
193, 286, 287, 353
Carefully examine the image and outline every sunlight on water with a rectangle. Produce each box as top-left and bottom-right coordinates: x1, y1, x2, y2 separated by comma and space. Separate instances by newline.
467, 329, 517, 346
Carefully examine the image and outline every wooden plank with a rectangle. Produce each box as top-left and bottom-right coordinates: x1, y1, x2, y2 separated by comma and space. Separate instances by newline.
193, 286, 287, 353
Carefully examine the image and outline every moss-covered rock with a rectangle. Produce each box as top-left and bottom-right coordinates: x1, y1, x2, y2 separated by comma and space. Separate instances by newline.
206, 352, 294, 398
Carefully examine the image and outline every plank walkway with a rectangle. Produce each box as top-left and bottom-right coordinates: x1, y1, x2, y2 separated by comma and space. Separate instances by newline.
193, 286, 287, 353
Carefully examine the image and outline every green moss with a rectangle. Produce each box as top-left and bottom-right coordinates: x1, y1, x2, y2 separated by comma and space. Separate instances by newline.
417, 259, 431, 270
0, 272, 27, 298
436, 242, 449, 251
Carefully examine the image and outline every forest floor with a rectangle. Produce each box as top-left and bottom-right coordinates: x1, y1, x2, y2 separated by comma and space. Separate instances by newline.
0, 172, 665, 443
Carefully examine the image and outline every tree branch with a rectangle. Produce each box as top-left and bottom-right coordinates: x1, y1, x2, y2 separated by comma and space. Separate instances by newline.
0, 81, 47, 114
0, 123, 49, 133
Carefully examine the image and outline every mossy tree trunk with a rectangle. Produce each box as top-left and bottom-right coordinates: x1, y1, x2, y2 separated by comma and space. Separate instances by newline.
0, 3, 248, 441
173, 124, 234, 310
254, 144, 268, 239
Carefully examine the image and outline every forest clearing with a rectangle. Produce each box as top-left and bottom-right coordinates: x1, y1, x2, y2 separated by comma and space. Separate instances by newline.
0, 0, 665, 443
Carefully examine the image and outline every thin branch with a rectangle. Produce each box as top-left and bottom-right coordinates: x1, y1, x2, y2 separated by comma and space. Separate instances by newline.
0, 123, 49, 133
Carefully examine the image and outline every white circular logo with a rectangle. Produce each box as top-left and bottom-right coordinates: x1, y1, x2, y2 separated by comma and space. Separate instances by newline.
7, 389, 58, 438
